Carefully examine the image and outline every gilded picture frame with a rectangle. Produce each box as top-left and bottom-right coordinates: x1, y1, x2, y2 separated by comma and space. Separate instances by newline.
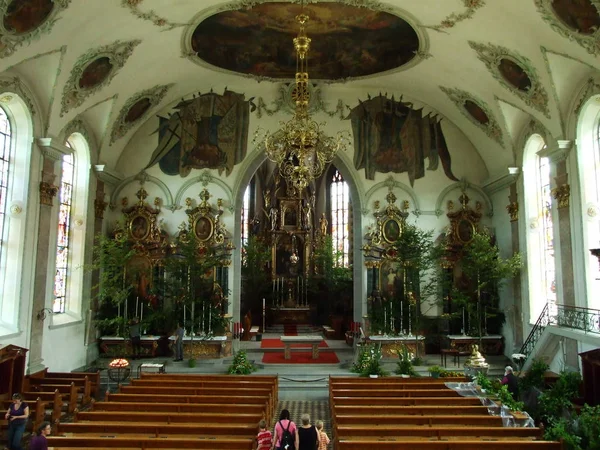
456, 218, 475, 244
193, 216, 214, 242
382, 217, 401, 244
129, 214, 150, 241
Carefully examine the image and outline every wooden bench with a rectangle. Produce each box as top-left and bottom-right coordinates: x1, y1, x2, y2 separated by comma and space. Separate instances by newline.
30, 368, 101, 399
47, 435, 254, 449
57, 421, 256, 436
75, 410, 261, 424
334, 415, 504, 426
336, 440, 562, 450
331, 388, 462, 398
332, 396, 483, 406
280, 335, 323, 359
91, 401, 264, 416
27, 377, 92, 406
27, 383, 79, 413
333, 405, 490, 416
335, 425, 543, 439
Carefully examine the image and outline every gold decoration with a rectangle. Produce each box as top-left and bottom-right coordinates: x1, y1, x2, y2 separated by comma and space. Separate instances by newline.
255, 12, 350, 193
39, 182, 58, 206
184, 188, 230, 249
464, 344, 489, 369
94, 198, 108, 219
552, 183, 570, 209
506, 201, 519, 222
122, 187, 168, 259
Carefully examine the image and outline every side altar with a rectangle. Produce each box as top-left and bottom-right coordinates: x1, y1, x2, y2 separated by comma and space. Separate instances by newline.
169, 335, 231, 359
447, 334, 504, 355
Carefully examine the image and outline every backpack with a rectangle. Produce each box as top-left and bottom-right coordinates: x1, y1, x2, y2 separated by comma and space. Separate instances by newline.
279, 420, 295, 450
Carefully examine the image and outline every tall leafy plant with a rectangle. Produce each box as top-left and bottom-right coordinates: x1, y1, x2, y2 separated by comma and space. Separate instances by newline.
241, 235, 271, 320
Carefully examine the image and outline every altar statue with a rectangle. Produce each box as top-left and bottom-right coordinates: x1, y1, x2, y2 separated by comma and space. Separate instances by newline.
320, 213, 328, 236
270, 207, 278, 231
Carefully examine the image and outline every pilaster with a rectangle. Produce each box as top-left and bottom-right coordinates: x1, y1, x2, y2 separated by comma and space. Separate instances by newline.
507, 183, 523, 347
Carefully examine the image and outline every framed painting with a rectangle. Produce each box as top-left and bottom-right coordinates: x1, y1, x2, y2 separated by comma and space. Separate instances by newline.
456, 218, 475, 244
382, 217, 401, 244
129, 215, 150, 241
193, 216, 214, 242
280, 199, 301, 230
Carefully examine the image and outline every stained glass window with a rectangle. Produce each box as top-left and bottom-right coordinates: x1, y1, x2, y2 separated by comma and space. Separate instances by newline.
0, 107, 10, 264
330, 169, 349, 267
241, 185, 250, 251
53, 148, 74, 313
539, 156, 556, 315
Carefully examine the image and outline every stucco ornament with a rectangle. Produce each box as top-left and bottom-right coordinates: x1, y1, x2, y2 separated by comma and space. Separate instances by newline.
534, 0, 600, 56
60, 40, 141, 116
62, 117, 92, 146
440, 86, 504, 146
121, 0, 188, 30
469, 41, 551, 118
0, 77, 36, 116
425, 0, 486, 31
110, 84, 172, 144
0, 0, 71, 59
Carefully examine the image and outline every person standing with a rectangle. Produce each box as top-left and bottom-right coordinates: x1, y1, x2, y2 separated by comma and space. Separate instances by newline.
315, 420, 330, 450
297, 413, 318, 450
4, 393, 29, 450
29, 421, 52, 450
501, 365, 519, 399
272, 408, 298, 450
256, 419, 272, 450
172, 323, 184, 362
129, 317, 141, 359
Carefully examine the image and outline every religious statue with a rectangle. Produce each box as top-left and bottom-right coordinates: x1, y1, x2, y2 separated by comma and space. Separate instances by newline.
302, 204, 312, 230
320, 213, 328, 236
270, 207, 278, 231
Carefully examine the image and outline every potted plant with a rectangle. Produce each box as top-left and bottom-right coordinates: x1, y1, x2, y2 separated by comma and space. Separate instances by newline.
396, 344, 416, 377
351, 344, 387, 377
428, 365, 443, 378
227, 350, 257, 375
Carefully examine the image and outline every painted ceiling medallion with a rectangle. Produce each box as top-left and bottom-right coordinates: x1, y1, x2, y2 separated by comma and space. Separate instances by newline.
535, 0, 600, 55
60, 40, 141, 116
469, 41, 551, 118
440, 86, 504, 146
188, 2, 421, 81
0, 0, 70, 58
110, 84, 172, 144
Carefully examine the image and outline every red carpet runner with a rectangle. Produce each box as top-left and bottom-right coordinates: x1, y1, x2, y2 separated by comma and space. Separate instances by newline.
283, 324, 298, 336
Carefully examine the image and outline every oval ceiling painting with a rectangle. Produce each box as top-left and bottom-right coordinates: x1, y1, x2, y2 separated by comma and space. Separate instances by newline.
464, 100, 489, 126
191, 2, 420, 80
3, 0, 54, 34
124, 97, 152, 124
78, 57, 113, 90
551, 0, 600, 35
498, 58, 532, 92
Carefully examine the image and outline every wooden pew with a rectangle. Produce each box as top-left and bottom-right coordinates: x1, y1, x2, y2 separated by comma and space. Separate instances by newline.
28, 383, 79, 413
333, 405, 490, 416
336, 441, 562, 450
91, 401, 264, 416
75, 411, 260, 424
47, 435, 254, 449
334, 415, 503, 426
27, 376, 92, 405
30, 368, 101, 399
335, 425, 544, 439
332, 396, 483, 406
330, 378, 467, 388
57, 421, 256, 436
331, 388, 462, 397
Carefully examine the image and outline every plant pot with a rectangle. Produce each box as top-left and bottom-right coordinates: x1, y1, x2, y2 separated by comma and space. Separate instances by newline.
369, 374, 378, 378
401, 374, 410, 378
431, 373, 440, 379
188, 359, 196, 368
255, 333, 262, 342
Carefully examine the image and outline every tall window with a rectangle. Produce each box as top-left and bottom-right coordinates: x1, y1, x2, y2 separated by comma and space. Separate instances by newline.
0, 107, 10, 264
241, 185, 251, 249
53, 149, 74, 313
539, 156, 556, 315
330, 169, 349, 267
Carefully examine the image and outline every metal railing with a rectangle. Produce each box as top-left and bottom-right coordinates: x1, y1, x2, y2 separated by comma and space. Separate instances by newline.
519, 303, 600, 363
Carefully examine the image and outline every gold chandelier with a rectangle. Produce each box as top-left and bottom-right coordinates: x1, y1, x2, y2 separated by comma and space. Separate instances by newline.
255, 12, 350, 193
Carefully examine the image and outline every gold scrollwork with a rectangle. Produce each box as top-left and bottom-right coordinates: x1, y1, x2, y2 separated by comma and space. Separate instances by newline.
506, 201, 519, 222
94, 198, 108, 219
552, 184, 570, 209
39, 182, 58, 206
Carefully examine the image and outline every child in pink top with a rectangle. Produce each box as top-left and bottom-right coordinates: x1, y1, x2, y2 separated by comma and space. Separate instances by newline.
316, 420, 330, 450
256, 419, 272, 450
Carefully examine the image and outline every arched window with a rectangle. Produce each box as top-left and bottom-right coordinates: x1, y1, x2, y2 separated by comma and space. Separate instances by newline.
53, 147, 74, 313
330, 169, 350, 267
0, 107, 11, 265
241, 185, 251, 249
50, 133, 91, 323
523, 135, 556, 320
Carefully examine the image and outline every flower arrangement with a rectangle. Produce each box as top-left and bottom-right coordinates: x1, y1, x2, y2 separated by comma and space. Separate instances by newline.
227, 350, 257, 375
352, 344, 387, 377
395, 344, 417, 376
109, 358, 129, 368
428, 365, 443, 378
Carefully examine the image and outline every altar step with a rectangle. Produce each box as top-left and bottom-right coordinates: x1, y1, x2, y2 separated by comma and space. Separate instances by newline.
266, 324, 322, 334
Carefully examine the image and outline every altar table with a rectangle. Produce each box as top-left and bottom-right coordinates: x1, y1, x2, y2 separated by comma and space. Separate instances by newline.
366, 335, 425, 357
447, 334, 504, 355
100, 336, 160, 357
169, 335, 231, 359
280, 335, 323, 359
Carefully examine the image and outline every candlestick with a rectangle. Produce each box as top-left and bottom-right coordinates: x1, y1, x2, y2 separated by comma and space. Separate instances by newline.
140, 302, 143, 322
400, 301, 403, 335
384, 308, 387, 335
208, 307, 212, 333
462, 307, 466, 335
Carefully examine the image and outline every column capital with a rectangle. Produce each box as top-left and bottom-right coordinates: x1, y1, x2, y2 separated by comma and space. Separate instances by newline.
36, 137, 72, 161
538, 140, 573, 163
93, 164, 123, 186
39, 181, 58, 206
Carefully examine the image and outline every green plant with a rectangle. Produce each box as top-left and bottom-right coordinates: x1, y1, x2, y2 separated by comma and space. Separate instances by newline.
577, 404, 600, 450
411, 356, 423, 366
519, 358, 549, 392
544, 417, 582, 450
352, 344, 387, 377
227, 350, 257, 375
475, 371, 493, 390
428, 365, 443, 377
395, 344, 416, 376
188, 358, 196, 368
439, 370, 463, 378
241, 236, 272, 317
538, 371, 581, 423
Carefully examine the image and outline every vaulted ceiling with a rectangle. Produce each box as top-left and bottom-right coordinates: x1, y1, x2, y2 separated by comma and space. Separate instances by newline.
1, 0, 599, 181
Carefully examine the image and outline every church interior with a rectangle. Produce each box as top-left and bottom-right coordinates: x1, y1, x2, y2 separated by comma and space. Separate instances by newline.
1, 0, 600, 449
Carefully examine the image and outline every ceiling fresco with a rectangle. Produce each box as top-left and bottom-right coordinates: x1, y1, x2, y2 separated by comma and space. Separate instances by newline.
190, 2, 420, 80
551, 0, 600, 34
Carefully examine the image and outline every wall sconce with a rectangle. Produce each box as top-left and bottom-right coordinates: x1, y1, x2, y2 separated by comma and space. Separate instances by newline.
36, 308, 54, 321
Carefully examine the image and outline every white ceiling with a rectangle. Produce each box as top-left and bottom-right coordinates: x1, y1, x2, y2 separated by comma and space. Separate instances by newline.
0, 0, 598, 179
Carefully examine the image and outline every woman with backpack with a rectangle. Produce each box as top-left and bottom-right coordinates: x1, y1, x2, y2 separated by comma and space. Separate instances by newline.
272, 409, 298, 450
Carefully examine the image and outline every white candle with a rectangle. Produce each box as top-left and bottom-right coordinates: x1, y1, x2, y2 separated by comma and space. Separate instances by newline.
208, 307, 212, 333
462, 308, 466, 334
384, 308, 387, 334
140, 302, 143, 323
263, 298, 266, 310
136, 296, 139, 318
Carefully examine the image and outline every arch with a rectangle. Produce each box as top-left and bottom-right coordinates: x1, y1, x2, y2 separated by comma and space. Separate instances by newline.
365, 177, 420, 216
0, 92, 35, 335
434, 180, 494, 217
111, 172, 175, 211
174, 170, 234, 212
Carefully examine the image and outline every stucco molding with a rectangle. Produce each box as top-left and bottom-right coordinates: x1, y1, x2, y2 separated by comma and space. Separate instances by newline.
440, 86, 504, 146
60, 40, 141, 116
255, 83, 348, 118
110, 84, 172, 144
110, 171, 175, 211
434, 179, 494, 218
0, 76, 36, 117
121, 0, 188, 30
424, 0, 486, 32
93, 164, 123, 186
60, 117, 94, 149
469, 41, 551, 118
0, 0, 71, 59
364, 176, 421, 217
174, 170, 235, 213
